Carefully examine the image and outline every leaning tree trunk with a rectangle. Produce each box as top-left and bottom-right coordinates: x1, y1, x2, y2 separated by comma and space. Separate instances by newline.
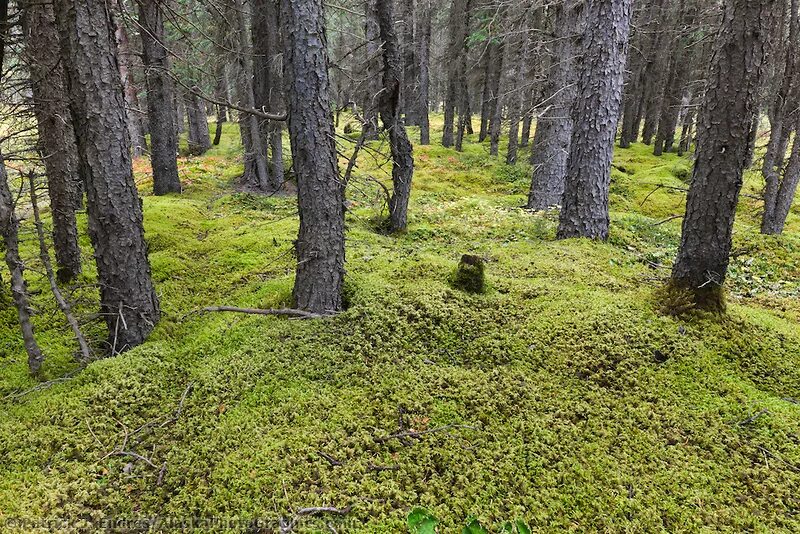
670, 0, 776, 309
56, 0, 160, 352
763, 119, 800, 234
377, 0, 415, 233
184, 87, 211, 156
557, 0, 633, 240
281, 0, 345, 313
21, 0, 82, 281
0, 155, 44, 375
137, 0, 181, 195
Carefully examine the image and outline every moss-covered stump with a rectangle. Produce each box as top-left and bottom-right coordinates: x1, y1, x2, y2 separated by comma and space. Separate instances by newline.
450, 254, 486, 293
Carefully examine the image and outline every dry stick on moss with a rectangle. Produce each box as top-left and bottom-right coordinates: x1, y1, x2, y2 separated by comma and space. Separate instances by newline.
1, 375, 74, 402
282, 505, 352, 533
28, 172, 91, 362
187, 306, 327, 321
649, 214, 684, 226
757, 446, 800, 473
374, 423, 478, 443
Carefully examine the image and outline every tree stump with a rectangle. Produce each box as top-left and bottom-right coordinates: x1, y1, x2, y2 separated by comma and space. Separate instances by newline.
450, 254, 485, 293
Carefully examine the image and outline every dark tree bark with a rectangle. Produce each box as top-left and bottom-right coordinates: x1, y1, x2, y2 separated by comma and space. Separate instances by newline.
280, 0, 345, 312
557, 0, 633, 240
184, 88, 211, 156
253, 0, 285, 184
763, 120, 800, 234
654, 0, 696, 156
233, 0, 274, 191
22, 0, 82, 281
56, 0, 160, 352
137, 0, 181, 195
0, 156, 44, 375
114, 16, 148, 158
397, 0, 417, 124
677, 90, 696, 155
377, 0, 415, 232
527, 3, 579, 210
637, 0, 671, 145
670, 0, 776, 309
416, 0, 431, 144
442, 0, 469, 147
762, 0, 799, 232
363, 0, 381, 140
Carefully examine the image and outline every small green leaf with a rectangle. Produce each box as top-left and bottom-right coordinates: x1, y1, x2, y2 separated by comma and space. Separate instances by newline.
515, 520, 532, 534
408, 508, 438, 534
462, 516, 489, 534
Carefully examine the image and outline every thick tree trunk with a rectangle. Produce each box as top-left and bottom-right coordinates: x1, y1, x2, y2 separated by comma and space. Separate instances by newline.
280, 0, 345, 312
0, 155, 44, 375
56, 0, 160, 351
416, 0, 431, 144
527, 3, 578, 210
137, 0, 181, 195
22, 0, 82, 281
670, 0, 775, 309
377, 0, 415, 232
184, 88, 211, 156
557, 0, 633, 240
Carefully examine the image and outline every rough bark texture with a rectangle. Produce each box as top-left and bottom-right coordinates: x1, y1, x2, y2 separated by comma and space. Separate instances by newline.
137, 0, 181, 195
114, 16, 148, 158
280, 0, 345, 312
56, 0, 160, 352
671, 0, 775, 308
363, 0, 381, 140
22, 0, 82, 281
377, 0, 415, 232
557, 0, 632, 240
184, 88, 211, 155
527, 3, 578, 209
442, 0, 469, 147
0, 154, 44, 375
252, 0, 284, 184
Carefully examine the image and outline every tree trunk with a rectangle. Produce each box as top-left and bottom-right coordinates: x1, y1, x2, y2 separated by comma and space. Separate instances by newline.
416, 0, 431, 144
557, 0, 633, 240
670, 0, 775, 309
280, 0, 345, 312
377, 0, 415, 232
137, 0, 181, 195
363, 0, 381, 140
527, 3, 578, 210
0, 154, 44, 375
184, 88, 211, 156
114, 16, 148, 158
442, 0, 469, 148
233, 0, 274, 191
21, 0, 82, 281
56, 0, 160, 351
763, 121, 800, 234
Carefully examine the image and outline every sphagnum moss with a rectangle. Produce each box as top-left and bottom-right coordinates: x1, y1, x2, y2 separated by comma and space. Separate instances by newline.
0, 117, 798, 532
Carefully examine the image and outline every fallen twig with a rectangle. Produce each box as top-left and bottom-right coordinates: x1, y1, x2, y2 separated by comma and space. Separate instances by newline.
2, 375, 75, 402
736, 408, 770, 426
758, 446, 800, 473
184, 306, 327, 321
375, 424, 478, 443
317, 451, 342, 466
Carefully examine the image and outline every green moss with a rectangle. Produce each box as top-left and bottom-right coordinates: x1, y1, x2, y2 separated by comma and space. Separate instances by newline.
0, 118, 798, 532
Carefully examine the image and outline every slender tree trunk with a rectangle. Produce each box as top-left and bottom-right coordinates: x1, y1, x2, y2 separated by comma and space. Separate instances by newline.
184, 88, 211, 156
764, 121, 800, 234
527, 3, 578, 210
56, 0, 160, 351
416, 0, 431, 144
21, 0, 82, 281
670, 0, 776, 309
363, 0, 381, 140
442, 0, 469, 148
137, 0, 181, 195
114, 16, 148, 158
557, 0, 633, 240
377, 0, 415, 232
677, 90, 695, 155
0, 154, 44, 375
233, 0, 274, 191
281, 0, 344, 312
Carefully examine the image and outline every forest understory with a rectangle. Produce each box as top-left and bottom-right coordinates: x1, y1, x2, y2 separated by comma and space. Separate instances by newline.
0, 117, 798, 531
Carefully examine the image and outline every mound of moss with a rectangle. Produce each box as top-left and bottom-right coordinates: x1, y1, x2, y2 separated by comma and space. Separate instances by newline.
0, 118, 798, 532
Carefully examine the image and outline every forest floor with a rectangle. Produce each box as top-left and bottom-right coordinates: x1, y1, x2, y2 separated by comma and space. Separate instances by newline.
1, 117, 799, 532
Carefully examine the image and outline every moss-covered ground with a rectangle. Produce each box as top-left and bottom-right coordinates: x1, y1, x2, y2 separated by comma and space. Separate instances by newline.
1, 116, 799, 532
